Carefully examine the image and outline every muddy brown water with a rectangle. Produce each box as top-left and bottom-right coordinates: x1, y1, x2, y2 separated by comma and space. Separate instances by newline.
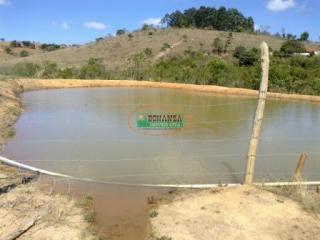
3, 87, 320, 239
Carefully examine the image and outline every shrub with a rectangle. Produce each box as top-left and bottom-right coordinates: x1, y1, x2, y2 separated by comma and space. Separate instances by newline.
58, 67, 78, 79
22, 41, 33, 47
212, 37, 224, 55
233, 46, 247, 59
280, 40, 305, 56
79, 58, 106, 79
127, 52, 148, 80
40, 43, 61, 51
233, 46, 259, 66
41, 62, 60, 78
116, 29, 127, 36
144, 48, 153, 58
12, 62, 40, 77
161, 43, 171, 51
95, 37, 104, 43
142, 24, 150, 31
5, 47, 13, 55
20, 50, 29, 57
10, 40, 22, 48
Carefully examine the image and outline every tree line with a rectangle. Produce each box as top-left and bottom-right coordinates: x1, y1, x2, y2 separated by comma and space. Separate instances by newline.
162, 6, 254, 32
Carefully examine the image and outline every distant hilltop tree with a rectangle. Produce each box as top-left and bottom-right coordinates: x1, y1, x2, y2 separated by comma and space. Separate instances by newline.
162, 6, 254, 32
299, 31, 309, 41
10, 40, 22, 48
40, 43, 61, 51
116, 29, 127, 36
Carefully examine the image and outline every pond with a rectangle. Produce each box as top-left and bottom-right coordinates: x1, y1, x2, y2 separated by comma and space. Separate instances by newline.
3, 87, 320, 184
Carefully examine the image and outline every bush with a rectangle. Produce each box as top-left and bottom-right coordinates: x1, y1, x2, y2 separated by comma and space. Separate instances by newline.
40, 43, 61, 51
233, 46, 246, 59
58, 67, 78, 79
233, 46, 259, 66
116, 29, 127, 36
95, 37, 104, 43
12, 62, 40, 77
212, 37, 224, 55
142, 24, 150, 31
20, 50, 29, 57
161, 43, 171, 51
41, 62, 60, 78
5, 47, 13, 55
280, 40, 305, 56
144, 48, 153, 58
79, 58, 106, 79
10, 40, 22, 48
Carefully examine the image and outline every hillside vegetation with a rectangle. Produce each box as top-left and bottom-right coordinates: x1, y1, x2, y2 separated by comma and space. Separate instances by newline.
0, 28, 287, 70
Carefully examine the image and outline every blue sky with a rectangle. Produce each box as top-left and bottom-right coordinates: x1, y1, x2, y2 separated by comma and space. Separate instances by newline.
0, 0, 319, 44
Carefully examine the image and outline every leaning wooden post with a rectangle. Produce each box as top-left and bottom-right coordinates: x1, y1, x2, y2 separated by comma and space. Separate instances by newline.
244, 42, 270, 185
293, 153, 307, 181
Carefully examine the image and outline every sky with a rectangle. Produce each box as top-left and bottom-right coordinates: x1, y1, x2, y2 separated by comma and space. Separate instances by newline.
0, 0, 319, 44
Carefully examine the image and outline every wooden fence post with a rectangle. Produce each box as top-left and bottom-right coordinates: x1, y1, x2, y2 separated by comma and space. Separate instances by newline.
244, 42, 270, 185
293, 153, 307, 181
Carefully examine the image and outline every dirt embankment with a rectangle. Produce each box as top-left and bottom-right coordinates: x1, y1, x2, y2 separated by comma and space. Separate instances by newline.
0, 80, 97, 239
17, 78, 320, 103
149, 186, 320, 240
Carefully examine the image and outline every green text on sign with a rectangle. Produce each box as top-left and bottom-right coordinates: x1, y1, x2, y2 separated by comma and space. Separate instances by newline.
137, 113, 184, 129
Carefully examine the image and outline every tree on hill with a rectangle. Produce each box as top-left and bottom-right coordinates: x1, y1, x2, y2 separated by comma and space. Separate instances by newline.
10, 40, 22, 48
162, 6, 254, 32
299, 31, 309, 41
116, 29, 127, 36
233, 46, 258, 66
212, 37, 224, 55
280, 40, 306, 56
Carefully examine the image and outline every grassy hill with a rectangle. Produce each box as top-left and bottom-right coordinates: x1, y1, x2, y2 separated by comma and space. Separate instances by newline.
0, 28, 307, 70
0, 42, 48, 62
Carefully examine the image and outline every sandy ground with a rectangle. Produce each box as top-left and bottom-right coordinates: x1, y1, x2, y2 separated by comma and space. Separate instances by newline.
0, 181, 94, 240
150, 186, 320, 240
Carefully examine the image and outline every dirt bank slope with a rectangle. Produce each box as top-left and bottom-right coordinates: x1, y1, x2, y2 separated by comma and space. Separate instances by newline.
0, 80, 96, 239
0, 181, 94, 240
150, 186, 320, 240
18, 78, 320, 102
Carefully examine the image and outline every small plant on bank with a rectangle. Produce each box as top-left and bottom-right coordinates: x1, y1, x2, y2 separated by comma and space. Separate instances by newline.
78, 195, 96, 224
161, 43, 171, 52
149, 209, 159, 218
20, 50, 29, 57
5, 47, 14, 55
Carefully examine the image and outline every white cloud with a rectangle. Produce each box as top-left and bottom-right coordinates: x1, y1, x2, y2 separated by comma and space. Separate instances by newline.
51, 21, 70, 30
0, 0, 10, 6
84, 21, 107, 30
61, 22, 69, 29
267, 0, 296, 12
142, 18, 162, 26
